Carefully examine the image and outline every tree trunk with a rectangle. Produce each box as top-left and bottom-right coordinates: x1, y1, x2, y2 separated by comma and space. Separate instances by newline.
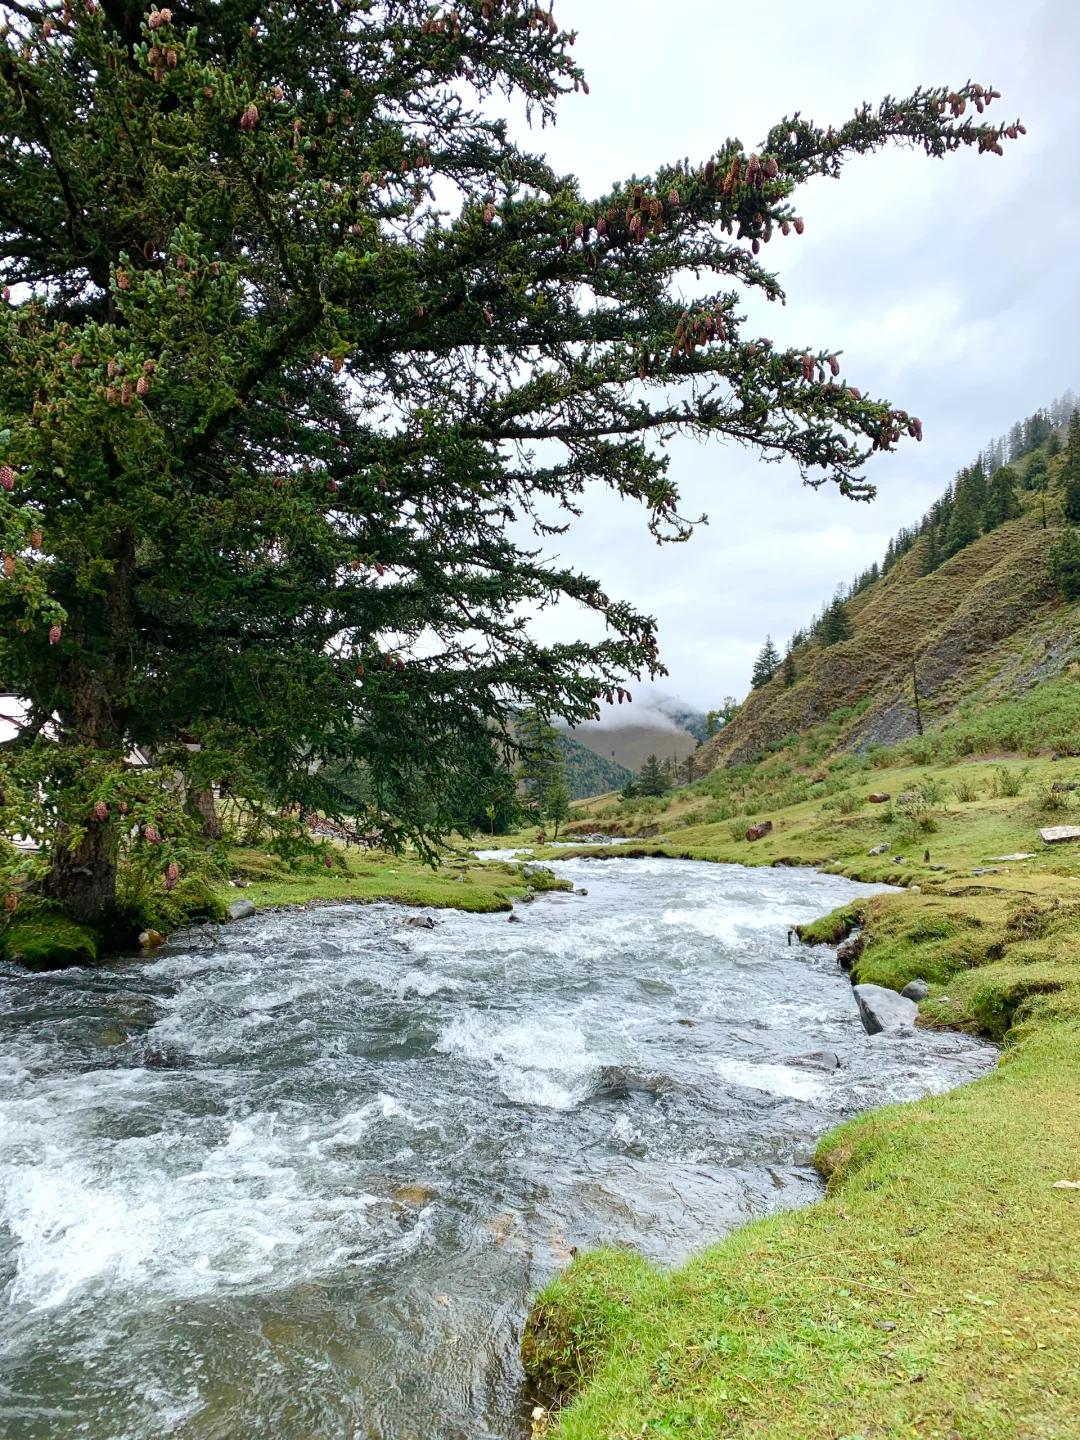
41, 528, 135, 932
189, 788, 223, 840
41, 820, 119, 927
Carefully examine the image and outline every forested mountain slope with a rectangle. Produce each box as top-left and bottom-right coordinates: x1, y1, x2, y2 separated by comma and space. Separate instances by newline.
699, 423, 1079, 771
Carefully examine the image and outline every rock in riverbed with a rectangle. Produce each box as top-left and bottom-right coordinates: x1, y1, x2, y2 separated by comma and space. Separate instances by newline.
228, 899, 256, 921
853, 983, 919, 1035
784, 1050, 841, 1071
901, 978, 929, 1002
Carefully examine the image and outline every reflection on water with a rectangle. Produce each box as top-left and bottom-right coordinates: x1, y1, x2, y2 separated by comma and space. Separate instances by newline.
0, 857, 995, 1438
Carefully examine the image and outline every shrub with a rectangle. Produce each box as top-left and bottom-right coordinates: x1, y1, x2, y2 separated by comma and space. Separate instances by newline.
1033, 783, 1070, 813
993, 765, 1028, 798
1049, 526, 1080, 601
952, 778, 980, 803
834, 790, 867, 815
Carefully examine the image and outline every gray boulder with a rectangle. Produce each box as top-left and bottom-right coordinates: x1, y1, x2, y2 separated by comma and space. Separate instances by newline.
1040, 826, 1080, 845
508, 912, 524, 924
785, 1050, 841, 1072
901, 978, 929, 1002
228, 899, 257, 921
853, 983, 919, 1035
521, 862, 554, 879
867, 843, 888, 856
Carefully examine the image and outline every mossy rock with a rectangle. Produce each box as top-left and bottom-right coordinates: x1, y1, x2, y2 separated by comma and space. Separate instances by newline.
796, 903, 862, 946
2, 913, 99, 969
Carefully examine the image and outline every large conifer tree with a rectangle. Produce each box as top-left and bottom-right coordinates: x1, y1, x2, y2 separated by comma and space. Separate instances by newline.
0, 0, 1021, 929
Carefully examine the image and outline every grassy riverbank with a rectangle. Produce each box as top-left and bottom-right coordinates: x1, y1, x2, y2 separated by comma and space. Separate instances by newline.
219, 843, 565, 915
520, 743, 1080, 1437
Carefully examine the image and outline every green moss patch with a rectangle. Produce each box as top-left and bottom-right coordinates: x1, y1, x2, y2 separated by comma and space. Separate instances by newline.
1, 910, 99, 969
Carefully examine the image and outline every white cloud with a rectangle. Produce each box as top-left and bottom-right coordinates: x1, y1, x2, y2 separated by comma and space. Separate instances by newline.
511, 0, 1079, 710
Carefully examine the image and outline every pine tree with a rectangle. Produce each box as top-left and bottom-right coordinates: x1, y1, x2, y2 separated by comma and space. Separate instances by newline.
943, 480, 980, 557
1049, 527, 1080, 602
751, 637, 781, 688
0, 5, 1022, 930
921, 525, 941, 575
1062, 412, 1080, 524
636, 754, 669, 798
983, 466, 1020, 530
543, 769, 571, 840
515, 709, 562, 817
782, 650, 797, 687
818, 596, 853, 646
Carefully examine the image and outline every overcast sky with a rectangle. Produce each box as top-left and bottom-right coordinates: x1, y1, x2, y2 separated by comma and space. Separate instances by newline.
509, 0, 1080, 717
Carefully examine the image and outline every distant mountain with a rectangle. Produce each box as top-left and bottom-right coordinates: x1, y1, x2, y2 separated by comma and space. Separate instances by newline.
655, 699, 710, 743
562, 721, 698, 774
557, 734, 634, 800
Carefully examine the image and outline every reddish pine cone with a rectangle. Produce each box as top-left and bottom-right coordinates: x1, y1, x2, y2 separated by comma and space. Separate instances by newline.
48, 624, 62, 644
93, 800, 108, 821
147, 8, 172, 30
3, 892, 17, 914
239, 103, 259, 130
143, 824, 162, 843
0, 467, 13, 492
136, 376, 149, 396
166, 861, 180, 883
2, 555, 14, 577
30, 529, 42, 550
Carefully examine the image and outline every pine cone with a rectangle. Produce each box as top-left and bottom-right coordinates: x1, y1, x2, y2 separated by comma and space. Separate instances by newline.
239, 103, 259, 131
94, 800, 108, 821
829, 355, 840, 376
2, 554, 14, 577
49, 624, 62, 644
107, 360, 119, 378
106, 384, 118, 403
147, 46, 161, 65
120, 380, 133, 405
704, 159, 715, 183
136, 375, 149, 396
30, 529, 42, 550
166, 48, 177, 67
793, 217, 804, 235
3, 893, 17, 914
0, 467, 14, 491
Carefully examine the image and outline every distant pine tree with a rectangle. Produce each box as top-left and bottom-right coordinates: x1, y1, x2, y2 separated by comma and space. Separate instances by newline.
943, 480, 980, 557
751, 637, 781, 688
1023, 449, 1049, 492
636, 754, 669, 797
782, 650, 797, 687
983, 466, 1020, 530
1062, 411, 1080, 523
818, 595, 853, 646
1049, 527, 1080, 602
921, 525, 941, 574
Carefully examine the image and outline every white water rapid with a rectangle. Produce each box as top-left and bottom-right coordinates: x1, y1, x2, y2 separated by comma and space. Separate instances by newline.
0, 856, 996, 1438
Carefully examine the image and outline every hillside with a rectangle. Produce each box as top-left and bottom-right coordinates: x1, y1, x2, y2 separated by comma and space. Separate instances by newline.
557, 733, 634, 800
699, 441, 1075, 773
562, 720, 698, 774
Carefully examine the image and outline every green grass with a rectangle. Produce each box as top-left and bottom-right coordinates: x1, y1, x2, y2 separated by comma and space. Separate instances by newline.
526, 1019, 1080, 1439
217, 843, 564, 915
523, 692, 1080, 1438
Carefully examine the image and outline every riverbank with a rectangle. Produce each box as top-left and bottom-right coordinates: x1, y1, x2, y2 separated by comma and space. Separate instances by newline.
216, 844, 570, 916
520, 756, 1080, 1437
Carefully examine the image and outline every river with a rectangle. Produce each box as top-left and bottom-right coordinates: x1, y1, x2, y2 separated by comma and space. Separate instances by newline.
0, 855, 995, 1439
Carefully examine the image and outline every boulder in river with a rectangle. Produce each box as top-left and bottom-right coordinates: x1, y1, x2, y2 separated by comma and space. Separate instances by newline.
228, 899, 257, 921
901, 978, 929, 1002
784, 1050, 841, 1072
853, 983, 919, 1035
522, 862, 555, 879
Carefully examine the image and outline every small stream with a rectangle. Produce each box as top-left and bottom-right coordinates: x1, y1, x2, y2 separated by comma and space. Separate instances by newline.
0, 856, 995, 1439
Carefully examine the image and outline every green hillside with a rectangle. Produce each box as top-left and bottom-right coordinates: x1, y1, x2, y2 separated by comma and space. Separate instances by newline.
557, 733, 634, 800
699, 418, 1078, 774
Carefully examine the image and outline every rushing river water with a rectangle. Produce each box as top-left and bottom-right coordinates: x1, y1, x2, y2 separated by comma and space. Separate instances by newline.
0, 856, 996, 1439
